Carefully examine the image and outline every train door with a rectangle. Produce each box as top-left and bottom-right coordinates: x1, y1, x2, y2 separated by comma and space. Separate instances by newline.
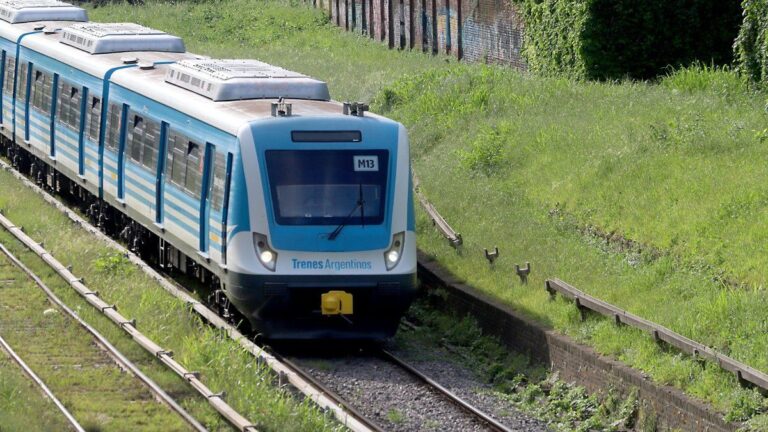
206, 148, 230, 263
199, 142, 214, 254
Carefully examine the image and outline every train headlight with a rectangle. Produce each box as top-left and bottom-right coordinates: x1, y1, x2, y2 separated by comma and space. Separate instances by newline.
384, 232, 405, 271
253, 233, 277, 272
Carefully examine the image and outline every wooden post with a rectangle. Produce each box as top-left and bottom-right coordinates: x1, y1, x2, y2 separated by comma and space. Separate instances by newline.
445, 0, 451, 55
409, 0, 415, 49
388, 0, 395, 48
399, 0, 406, 49
421, 0, 427, 52
335, 0, 340, 26
457, 0, 462, 60
370, 0, 375, 38
431, 0, 437, 54
362, 0, 367, 34
380, 0, 386, 41
345, 0, 349, 30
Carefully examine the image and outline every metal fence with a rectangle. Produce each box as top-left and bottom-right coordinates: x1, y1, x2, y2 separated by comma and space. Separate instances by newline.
313, 0, 526, 69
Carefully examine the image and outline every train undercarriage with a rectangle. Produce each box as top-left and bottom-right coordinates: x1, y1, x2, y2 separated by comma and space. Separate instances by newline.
0, 135, 247, 328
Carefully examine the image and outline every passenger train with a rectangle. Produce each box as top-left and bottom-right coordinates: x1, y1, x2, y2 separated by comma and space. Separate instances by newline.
0, 1, 417, 339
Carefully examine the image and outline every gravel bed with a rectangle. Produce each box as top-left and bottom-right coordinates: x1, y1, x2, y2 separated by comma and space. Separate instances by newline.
292, 349, 550, 432
390, 348, 550, 432
295, 353, 488, 431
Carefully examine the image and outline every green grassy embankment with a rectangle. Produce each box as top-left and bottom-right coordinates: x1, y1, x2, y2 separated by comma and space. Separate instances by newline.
83, 0, 768, 428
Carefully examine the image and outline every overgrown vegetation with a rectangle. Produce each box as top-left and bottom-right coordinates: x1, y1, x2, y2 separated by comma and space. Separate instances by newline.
0, 353, 72, 431
0, 251, 194, 431
517, 0, 742, 80
735, 0, 768, 85
399, 298, 653, 431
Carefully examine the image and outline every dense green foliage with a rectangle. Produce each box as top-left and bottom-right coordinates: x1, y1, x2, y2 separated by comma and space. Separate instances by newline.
518, 0, 742, 80
735, 0, 768, 84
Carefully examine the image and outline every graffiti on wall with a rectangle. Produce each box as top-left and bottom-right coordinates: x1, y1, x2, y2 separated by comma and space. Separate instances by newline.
323, 0, 526, 69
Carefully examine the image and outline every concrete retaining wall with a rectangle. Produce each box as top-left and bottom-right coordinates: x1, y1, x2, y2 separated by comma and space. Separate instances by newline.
417, 252, 739, 431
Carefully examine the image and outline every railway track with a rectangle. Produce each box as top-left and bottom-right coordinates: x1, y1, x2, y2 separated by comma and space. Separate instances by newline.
0, 333, 85, 432
281, 346, 527, 432
0, 243, 207, 431
0, 153, 546, 431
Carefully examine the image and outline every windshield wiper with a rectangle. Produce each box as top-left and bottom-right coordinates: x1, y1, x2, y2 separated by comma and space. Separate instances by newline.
328, 184, 365, 241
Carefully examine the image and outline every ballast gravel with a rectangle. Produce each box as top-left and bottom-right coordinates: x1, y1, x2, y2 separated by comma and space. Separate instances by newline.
293, 348, 550, 432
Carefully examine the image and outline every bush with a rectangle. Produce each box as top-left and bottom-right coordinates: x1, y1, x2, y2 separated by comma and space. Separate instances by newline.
735, 0, 768, 85
456, 123, 511, 175
518, 0, 743, 81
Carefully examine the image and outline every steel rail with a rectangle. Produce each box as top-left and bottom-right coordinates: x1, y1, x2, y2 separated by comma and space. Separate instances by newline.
268, 351, 387, 432
0, 158, 377, 432
379, 349, 514, 432
0, 334, 86, 432
0, 213, 258, 432
0, 243, 208, 432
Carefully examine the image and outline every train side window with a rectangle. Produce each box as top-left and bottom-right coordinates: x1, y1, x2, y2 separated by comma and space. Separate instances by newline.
56, 80, 80, 131
142, 117, 160, 169
184, 141, 202, 199
16, 61, 28, 101
211, 151, 226, 210
86, 96, 100, 142
169, 134, 187, 187
127, 113, 143, 163
126, 111, 161, 171
30, 68, 52, 114
105, 102, 122, 150
3, 56, 14, 94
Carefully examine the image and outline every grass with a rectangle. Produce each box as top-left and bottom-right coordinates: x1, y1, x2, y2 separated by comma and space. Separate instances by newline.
0, 166, 341, 431
59, 0, 768, 427
0, 250, 191, 431
380, 64, 768, 425
0, 350, 73, 431
385, 408, 405, 425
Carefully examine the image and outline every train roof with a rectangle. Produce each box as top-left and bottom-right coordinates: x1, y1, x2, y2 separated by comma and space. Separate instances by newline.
165, 59, 330, 102
1, 17, 371, 136
112, 62, 347, 135
0, 0, 86, 24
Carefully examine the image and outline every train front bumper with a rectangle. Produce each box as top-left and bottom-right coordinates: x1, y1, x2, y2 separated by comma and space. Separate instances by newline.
225, 271, 418, 340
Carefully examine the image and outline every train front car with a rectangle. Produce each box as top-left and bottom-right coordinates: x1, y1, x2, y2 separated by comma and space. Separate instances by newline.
229, 104, 417, 340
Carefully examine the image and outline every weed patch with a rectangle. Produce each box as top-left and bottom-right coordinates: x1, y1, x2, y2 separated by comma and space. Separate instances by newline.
399, 298, 647, 431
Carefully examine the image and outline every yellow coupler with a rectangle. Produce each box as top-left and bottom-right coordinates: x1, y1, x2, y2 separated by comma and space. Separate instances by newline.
321, 291, 353, 315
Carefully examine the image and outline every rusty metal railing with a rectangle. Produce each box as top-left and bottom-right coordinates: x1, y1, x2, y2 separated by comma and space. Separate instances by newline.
546, 278, 768, 393
414, 176, 462, 248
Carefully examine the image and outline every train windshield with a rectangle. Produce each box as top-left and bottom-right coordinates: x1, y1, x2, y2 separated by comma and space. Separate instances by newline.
265, 150, 389, 226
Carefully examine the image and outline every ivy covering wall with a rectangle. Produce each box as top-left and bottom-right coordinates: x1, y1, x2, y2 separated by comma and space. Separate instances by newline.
517, 0, 742, 80
735, 0, 768, 85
